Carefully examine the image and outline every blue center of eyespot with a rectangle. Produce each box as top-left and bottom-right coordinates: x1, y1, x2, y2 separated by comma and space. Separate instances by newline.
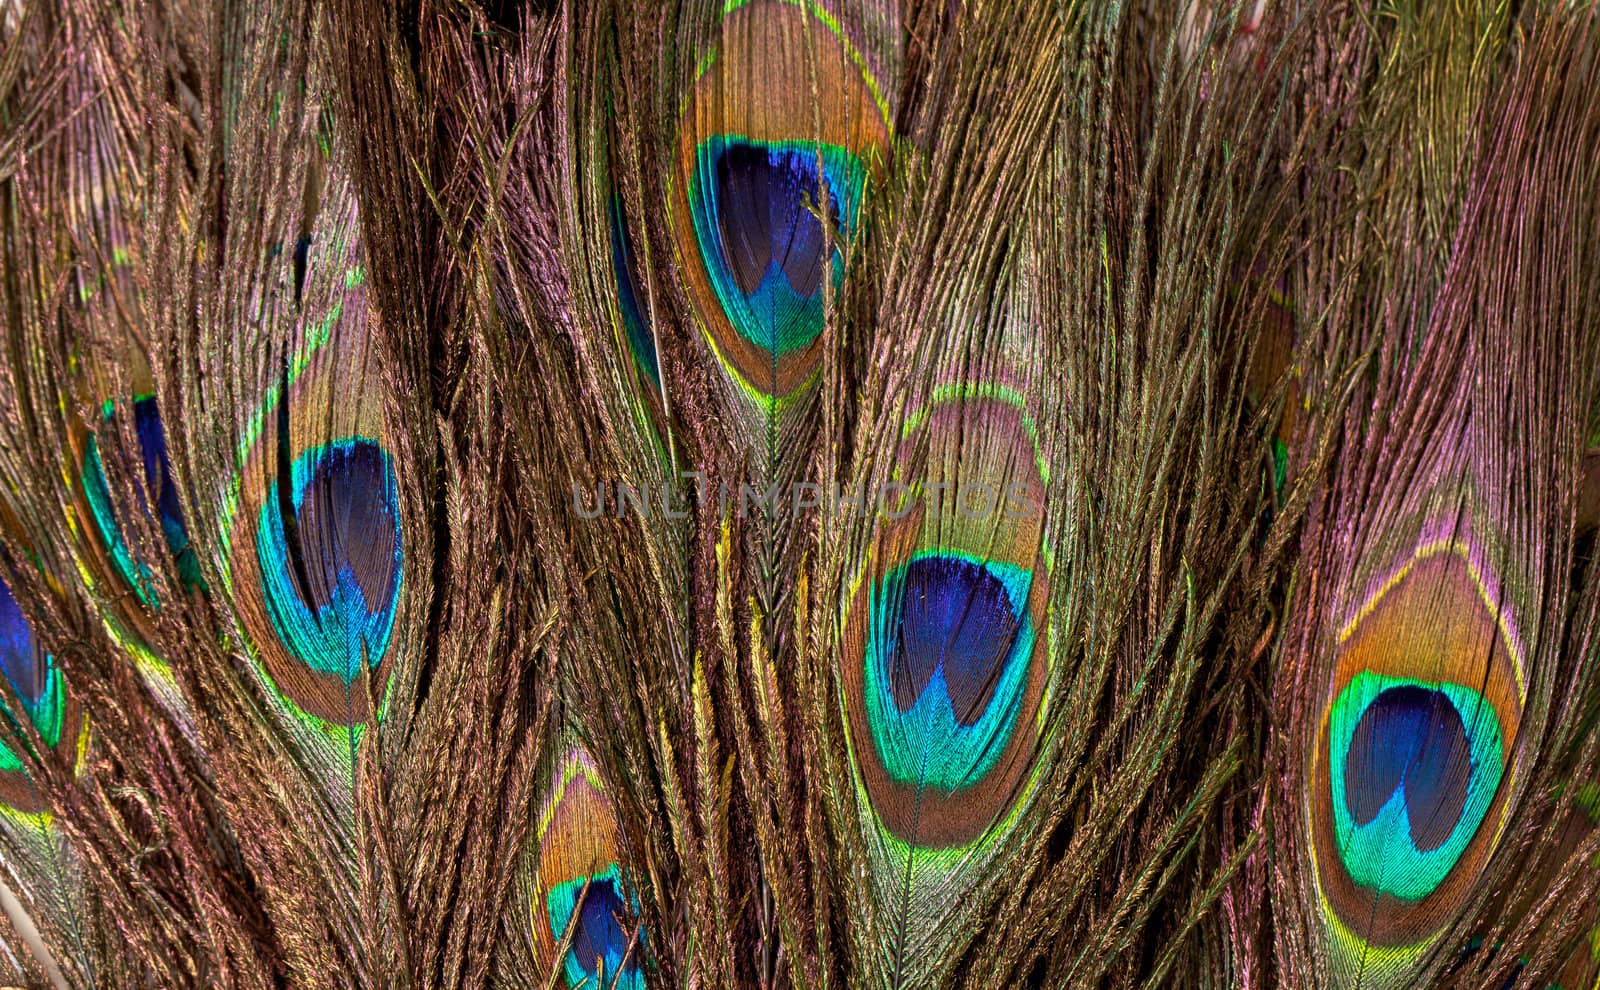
689, 136, 866, 358
1345, 686, 1470, 851
546, 866, 644, 990
257, 439, 402, 686
0, 576, 65, 773
82, 397, 202, 605
609, 196, 659, 387
865, 553, 1035, 793
133, 399, 200, 583
0, 578, 45, 708
1328, 673, 1504, 902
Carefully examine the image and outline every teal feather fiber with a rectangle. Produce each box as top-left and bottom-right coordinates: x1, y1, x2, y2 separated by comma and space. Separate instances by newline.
0, 1, 1595, 989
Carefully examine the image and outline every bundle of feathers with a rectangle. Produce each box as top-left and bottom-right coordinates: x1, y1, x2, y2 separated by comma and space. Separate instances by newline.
0, 0, 1596, 987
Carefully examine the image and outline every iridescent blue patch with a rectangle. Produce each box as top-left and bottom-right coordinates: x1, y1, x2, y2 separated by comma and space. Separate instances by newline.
0, 576, 64, 772
1329, 673, 1504, 902
257, 439, 402, 684
865, 552, 1036, 793
546, 865, 645, 990
687, 136, 866, 357
609, 196, 659, 387
82, 397, 202, 604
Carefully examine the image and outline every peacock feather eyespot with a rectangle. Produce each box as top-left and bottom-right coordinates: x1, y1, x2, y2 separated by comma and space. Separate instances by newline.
80, 396, 203, 608
0, 574, 86, 816
535, 748, 646, 990
254, 438, 403, 725
1311, 536, 1523, 978
685, 136, 865, 360
864, 552, 1038, 795
1327, 676, 1503, 900
223, 215, 400, 733
671, 0, 892, 404
545, 863, 640, 990
843, 389, 1051, 849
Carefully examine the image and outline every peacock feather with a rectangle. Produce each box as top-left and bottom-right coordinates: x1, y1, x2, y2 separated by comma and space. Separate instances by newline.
1266, 6, 1600, 987
0, 568, 88, 990
0, 1, 1592, 988
667, 0, 892, 436
609, 190, 663, 398
67, 387, 201, 717
833, 363, 1055, 986
840, 383, 1051, 851
220, 222, 403, 731
814, 2, 1058, 981
1305, 505, 1527, 983
36, 27, 205, 714
516, 739, 647, 990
